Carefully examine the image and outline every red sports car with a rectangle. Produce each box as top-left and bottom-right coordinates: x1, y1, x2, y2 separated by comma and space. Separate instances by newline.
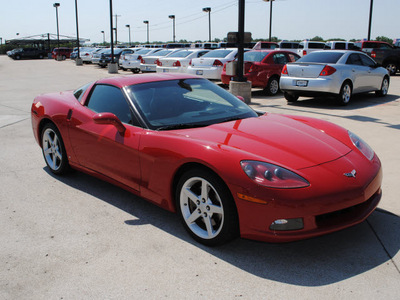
31, 73, 382, 246
221, 50, 300, 95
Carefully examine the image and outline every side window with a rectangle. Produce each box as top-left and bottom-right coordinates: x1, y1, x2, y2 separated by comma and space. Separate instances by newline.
336, 43, 346, 49
288, 53, 300, 62
273, 53, 288, 65
346, 54, 363, 66
86, 85, 133, 124
360, 54, 376, 67
198, 51, 208, 57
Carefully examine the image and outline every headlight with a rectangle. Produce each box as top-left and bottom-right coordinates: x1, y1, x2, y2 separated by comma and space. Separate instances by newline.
240, 160, 309, 189
348, 131, 374, 160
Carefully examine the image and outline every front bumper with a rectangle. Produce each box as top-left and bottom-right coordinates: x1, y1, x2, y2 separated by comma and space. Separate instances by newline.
232, 151, 382, 243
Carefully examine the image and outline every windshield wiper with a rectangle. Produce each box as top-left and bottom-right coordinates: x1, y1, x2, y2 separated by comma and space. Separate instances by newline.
220, 116, 245, 123
156, 123, 210, 131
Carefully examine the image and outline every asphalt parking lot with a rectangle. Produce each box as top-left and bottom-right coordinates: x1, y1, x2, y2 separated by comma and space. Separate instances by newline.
1, 56, 399, 299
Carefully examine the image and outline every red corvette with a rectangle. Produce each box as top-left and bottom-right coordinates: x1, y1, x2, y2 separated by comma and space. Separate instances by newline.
31, 73, 382, 246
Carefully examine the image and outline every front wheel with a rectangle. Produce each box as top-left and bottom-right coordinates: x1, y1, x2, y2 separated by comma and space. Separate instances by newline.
176, 168, 239, 246
337, 81, 352, 105
375, 76, 389, 97
41, 123, 69, 175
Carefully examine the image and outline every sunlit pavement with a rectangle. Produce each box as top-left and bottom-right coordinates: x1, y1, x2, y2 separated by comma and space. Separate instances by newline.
0, 56, 399, 299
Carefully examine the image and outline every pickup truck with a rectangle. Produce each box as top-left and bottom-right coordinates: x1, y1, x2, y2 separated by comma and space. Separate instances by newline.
370, 47, 400, 76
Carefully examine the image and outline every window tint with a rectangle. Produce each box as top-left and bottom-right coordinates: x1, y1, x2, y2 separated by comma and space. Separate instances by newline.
309, 42, 326, 49
86, 85, 132, 124
168, 51, 193, 58
298, 52, 344, 63
74, 82, 93, 101
272, 53, 288, 64
335, 43, 346, 49
298, 43, 304, 49
346, 54, 363, 66
244, 51, 269, 62
360, 54, 376, 67
201, 50, 233, 58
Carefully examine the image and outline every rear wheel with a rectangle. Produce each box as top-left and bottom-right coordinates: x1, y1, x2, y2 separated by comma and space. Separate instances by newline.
284, 92, 299, 102
176, 168, 239, 246
384, 62, 397, 76
375, 76, 389, 97
264, 76, 280, 96
132, 68, 140, 74
337, 81, 352, 105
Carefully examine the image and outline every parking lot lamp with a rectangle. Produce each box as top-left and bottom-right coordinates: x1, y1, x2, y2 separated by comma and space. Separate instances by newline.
53, 3, 61, 60
125, 24, 131, 46
263, 0, 274, 42
143, 20, 149, 44
168, 15, 175, 43
74, 0, 83, 66
368, 0, 373, 40
202, 7, 211, 42
108, 0, 118, 73
101, 30, 105, 45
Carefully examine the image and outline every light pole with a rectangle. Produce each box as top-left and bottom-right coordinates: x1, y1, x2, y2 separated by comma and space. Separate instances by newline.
101, 30, 105, 45
114, 14, 121, 45
143, 20, 149, 44
368, 0, 373, 40
108, 0, 118, 73
168, 15, 175, 43
202, 7, 211, 42
125, 24, 131, 46
263, 0, 274, 42
74, 0, 83, 65
53, 3, 61, 60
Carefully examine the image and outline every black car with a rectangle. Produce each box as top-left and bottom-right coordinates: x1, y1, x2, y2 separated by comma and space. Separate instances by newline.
9, 48, 48, 60
98, 48, 134, 67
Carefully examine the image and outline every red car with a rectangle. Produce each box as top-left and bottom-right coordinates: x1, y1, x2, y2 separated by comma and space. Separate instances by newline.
31, 73, 382, 246
221, 50, 300, 95
51, 47, 73, 59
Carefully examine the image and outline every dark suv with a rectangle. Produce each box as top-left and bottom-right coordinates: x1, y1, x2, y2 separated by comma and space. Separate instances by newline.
9, 48, 48, 60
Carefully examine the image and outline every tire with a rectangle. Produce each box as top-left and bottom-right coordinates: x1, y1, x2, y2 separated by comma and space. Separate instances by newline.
284, 91, 299, 102
375, 76, 389, 97
384, 62, 397, 76
15, 55, 21, 60
39, 54, 44, 59
337, 81, 352, 105
264, 76, 280, 96
62, 55, 66, 60
41, 123, 69, 175
176, 168, 239, 246
132, 68, 140, 74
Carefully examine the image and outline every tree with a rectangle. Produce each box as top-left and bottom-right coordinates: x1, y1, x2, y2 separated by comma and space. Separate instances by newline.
375, 36, 393, 44
310, 36, 324, 41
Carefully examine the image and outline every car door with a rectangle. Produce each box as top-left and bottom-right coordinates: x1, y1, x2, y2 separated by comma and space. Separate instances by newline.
345, 53, 371, 93
359, 54, 383, 90
68, 84, 142, 191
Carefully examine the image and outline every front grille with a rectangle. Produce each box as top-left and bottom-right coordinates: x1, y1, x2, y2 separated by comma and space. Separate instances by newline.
315, 189, 380, 228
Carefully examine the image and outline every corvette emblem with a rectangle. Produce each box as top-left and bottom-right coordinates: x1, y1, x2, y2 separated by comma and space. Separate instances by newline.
344, 169, 357, 178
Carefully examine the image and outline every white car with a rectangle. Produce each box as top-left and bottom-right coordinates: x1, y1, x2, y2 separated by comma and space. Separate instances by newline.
141, 49, 184, 72
80, 48, 97, 63
156, 49, 209, 73
120, 48, 162, 73
297, 41, 326, 57
186, 48, 239, 80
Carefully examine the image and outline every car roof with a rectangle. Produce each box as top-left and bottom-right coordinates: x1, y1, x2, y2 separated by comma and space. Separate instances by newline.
95, 73, 200, 88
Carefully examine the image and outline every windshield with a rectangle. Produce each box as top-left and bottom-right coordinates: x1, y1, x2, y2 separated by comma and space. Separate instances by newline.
126, 78, 257, 130
244, 51, 269, 62
201, 50, 233, 58
298, 52, 344, 64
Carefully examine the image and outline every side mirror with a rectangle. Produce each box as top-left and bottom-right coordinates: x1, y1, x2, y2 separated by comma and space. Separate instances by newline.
93, 112, 126, 134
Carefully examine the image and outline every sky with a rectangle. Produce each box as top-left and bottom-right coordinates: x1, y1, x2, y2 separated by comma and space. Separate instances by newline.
1, 0, 399, 45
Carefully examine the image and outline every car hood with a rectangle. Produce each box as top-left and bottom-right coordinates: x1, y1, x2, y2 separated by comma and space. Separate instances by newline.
175, 113, 351, 170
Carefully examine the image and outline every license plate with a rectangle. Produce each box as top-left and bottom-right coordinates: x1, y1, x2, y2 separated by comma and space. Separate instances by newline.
145, 66, 151, 71
196, 70, 203, 75
163, 69, 169, 73
296, 80, 308, 86
296, 80, 308, 87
